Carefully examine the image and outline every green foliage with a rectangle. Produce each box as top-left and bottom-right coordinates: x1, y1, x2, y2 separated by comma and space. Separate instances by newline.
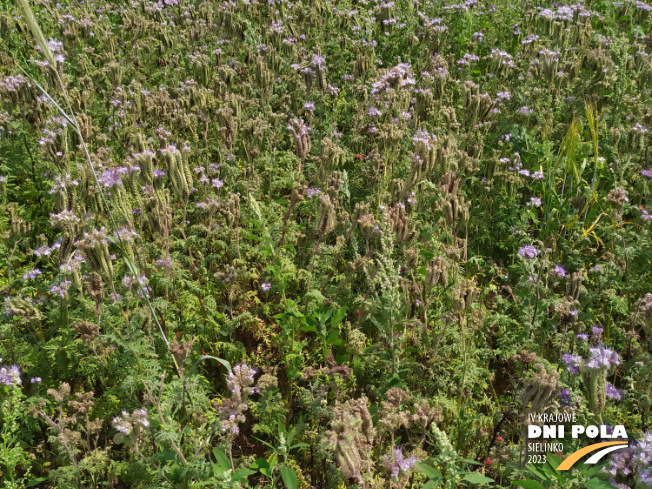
0, 0, 651, 486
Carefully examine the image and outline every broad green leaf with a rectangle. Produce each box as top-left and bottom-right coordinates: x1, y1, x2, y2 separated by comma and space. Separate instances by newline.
281, 466, 298, 489
232, 469, 257, 481
330, 307, 347, 327
585, 479, 618, 489
213, 449, 231, 470
26, 478, 47, 487
462, 472, 495, 485
417, 463, 442, 480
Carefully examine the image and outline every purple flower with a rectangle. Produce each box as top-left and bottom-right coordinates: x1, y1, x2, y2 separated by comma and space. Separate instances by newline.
211, 178, 224, 188
261, 282, 271, 291
153, 169, 166, 178
592, 325, 604, 337
226, 363, 258, 396
606, 382, 623, 400
23, 268, 42, 280
552, 265, 566, 278
49, 280, 71, 298
576, 333, 589, 341
590, 265, 602, 272
112, 408, 149, 436
306, 187, 321, 198
155, 257, 173, 268
562, 353, 582, 374
367, 107, 382, 117
527, 197, 542, 207
559, 389, 573, 407
312, 54, 326, 68
115, 227, 138, 243
98, 168, 124, 187
0, 363, 21, 386
303, 101, 315, 113
49, 174, 79, 195
586, 346, 619, 370
608, 443, 638, 478
519, 245, 539, 259
382, 447, 417, 478
31, 377, 41, 384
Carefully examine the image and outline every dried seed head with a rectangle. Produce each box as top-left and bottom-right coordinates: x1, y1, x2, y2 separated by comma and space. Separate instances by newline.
317, 194, 336, 238
73, 320, 100, 343
168, 339, 193, 365
48, 382, 71, 404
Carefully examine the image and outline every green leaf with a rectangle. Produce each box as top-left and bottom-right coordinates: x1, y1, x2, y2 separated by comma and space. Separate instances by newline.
326, 327, 340, 345
585, 479, 618, 489
423, 481, 441, 489
232, 469, 257, 481
525, 464, 550, 481
511, 480, 546, 489
252, 435, 277, 451
281, 466, 298, 489
417, 463, 442, 480
289, 442, 309, 450
252, 457, 272, 477
26, 478, 47, 487
460, 459, 483, 465
189, 355, 232, 375
582, 464, 608, 477
330, 307, 347, 327
462, 472, 495, 485
545, 453, 564, 480
419, 249, 435, 261
152, 450, 178, 462
213, 449, 231, 471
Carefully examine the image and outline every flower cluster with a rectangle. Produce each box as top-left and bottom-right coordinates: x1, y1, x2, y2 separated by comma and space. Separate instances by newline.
381, 446, 418, 478
112, 408, 150, 436
519, 245, 539, 259
0, 360, 21, 386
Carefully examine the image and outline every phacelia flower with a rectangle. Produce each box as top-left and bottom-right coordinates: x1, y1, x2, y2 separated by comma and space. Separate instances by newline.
519, 245, 539, 258
382, 447, 418, 478
562, 353, 582, 374
605, 382, 623, 400
527, 197, 542, 207
552, 265, 567, 278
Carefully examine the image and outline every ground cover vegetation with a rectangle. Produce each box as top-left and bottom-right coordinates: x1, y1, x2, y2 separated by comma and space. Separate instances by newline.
0, 0, 652, 487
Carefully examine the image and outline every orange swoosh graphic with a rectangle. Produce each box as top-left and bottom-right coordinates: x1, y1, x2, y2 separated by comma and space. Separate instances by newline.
556, 441, 629, 470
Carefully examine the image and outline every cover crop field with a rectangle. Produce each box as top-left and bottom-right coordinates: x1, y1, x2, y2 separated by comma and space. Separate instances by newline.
0, 0, 651, 487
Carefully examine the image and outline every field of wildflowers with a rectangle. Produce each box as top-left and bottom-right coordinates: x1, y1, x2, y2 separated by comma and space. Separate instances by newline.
1, 0, 652, 486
